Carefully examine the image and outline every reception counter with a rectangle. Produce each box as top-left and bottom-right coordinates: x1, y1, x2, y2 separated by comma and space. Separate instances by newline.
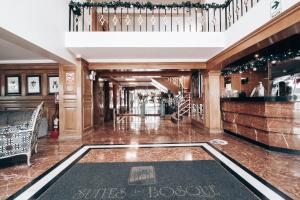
221, 97, 300, 153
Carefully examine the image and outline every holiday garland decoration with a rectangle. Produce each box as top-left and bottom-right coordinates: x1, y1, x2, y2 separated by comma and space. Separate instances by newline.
221, 48, 300, 76
69, 0, 233, 16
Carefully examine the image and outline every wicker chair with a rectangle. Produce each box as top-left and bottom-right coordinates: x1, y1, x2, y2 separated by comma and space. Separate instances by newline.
0, 102, 44, 166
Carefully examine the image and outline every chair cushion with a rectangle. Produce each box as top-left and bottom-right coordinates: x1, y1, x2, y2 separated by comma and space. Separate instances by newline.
0, 112, 8, 124
38, 118, 48, 138
7, 111, 33, 125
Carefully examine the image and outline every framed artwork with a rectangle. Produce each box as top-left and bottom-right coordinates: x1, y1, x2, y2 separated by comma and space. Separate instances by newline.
27, 75, 41, 95
48, 75, 59, 94
5, 75, 21, 95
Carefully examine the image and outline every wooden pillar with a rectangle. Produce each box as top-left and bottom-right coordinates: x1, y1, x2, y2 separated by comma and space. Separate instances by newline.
204, 70, 222, 133
81, 59, 94, 135
126, 88, 130, 112
59, 59, 93, 139
59, 64, 83, 139
113, 84, 117, 109
103, 81, 110, 121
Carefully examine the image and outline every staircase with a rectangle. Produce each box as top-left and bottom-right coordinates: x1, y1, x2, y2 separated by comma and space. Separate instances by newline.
171, 93, 191, 124
151, 78, 180, 94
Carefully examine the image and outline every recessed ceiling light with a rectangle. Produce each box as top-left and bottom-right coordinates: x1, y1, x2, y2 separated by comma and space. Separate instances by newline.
126, 78, 136, 81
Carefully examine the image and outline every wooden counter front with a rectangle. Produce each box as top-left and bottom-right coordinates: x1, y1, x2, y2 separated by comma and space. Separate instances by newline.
221, 98, 300, 152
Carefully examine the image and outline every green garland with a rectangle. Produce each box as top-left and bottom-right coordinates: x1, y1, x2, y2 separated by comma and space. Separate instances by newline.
70, 0, 233, 16
221, 49, 300, 76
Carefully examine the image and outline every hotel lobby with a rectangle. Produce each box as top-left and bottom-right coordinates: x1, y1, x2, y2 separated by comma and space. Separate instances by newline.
0, 0, 300, 199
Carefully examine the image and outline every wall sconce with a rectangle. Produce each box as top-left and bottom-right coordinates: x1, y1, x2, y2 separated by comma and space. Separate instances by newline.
89, 70, 96, 81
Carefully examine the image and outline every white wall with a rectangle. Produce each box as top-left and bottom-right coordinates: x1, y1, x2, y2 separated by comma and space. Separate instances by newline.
0, 0, 76, 64
225, 0, 299, 47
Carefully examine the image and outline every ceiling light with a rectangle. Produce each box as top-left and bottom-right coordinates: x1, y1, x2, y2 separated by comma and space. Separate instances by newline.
129, 82, 136, 85
125, 78, 136, 81
271, 60, 277, 64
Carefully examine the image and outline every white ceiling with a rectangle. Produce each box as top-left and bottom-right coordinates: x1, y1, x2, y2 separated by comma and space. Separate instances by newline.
0, 38, 54, 64
68, 47, 223, 62
66, 32, 225, 62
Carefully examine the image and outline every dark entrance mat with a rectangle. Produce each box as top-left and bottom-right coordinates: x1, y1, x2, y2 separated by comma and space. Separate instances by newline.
38, 161, 259, 200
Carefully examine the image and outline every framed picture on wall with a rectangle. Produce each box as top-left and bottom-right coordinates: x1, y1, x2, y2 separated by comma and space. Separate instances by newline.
48, 75, 59, 94
27, 75, 41, 95
5, 75, 21, 95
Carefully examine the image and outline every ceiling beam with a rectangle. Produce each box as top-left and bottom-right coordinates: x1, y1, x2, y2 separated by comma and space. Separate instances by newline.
89, 62, 206, 70
97, 70, 193, 77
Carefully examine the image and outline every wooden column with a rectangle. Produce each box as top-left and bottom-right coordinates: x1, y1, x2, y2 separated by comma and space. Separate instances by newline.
126, 88, 130, 112
204, 70, 222, 133
59, 64, 82, 139
113, 84, 117, 109
59, 59, 93, 139
103, 81, 110, 121
81, 59, 94, 135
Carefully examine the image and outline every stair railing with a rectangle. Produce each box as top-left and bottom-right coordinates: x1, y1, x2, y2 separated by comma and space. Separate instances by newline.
176, 93, 191, 123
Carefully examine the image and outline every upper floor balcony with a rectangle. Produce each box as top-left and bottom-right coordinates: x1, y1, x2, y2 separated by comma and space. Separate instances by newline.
68, 0, 262, 33
66, 0, 268, 63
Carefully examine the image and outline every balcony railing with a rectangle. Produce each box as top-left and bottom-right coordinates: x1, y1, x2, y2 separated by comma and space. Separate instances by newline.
69, 0, 261, 32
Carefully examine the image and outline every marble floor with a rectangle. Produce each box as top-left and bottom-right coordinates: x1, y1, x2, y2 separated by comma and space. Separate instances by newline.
0, 116, 300, 199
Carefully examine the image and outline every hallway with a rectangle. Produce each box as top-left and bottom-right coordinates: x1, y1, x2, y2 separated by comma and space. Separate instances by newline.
1, 116, 299, 199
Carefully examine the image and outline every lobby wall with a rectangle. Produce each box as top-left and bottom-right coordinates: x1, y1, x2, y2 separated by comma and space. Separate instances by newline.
0, 64, 59, 131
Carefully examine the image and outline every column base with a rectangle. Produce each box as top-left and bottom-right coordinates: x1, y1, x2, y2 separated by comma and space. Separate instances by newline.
209, 128, 222, 134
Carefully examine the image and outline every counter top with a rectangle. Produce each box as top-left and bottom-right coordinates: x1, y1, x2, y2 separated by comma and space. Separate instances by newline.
220, 96, 300, 102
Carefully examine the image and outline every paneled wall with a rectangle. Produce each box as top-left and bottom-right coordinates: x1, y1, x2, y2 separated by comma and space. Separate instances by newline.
0, 64, 59, 130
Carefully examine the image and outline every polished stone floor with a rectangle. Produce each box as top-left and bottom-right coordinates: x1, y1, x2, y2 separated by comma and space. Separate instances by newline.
0, 116, 300, 199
